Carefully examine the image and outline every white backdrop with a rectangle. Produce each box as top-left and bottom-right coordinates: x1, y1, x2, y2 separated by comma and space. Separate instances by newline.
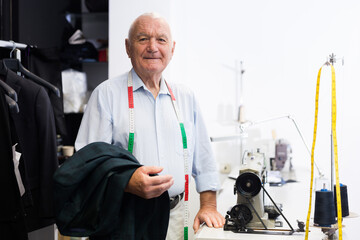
109, 0, 360, 238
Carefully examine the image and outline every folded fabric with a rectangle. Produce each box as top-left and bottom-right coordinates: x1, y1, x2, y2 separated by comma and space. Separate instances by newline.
53, 142, 170, 239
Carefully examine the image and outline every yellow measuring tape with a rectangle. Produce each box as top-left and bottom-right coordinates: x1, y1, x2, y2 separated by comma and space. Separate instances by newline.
305, 64, 342, 240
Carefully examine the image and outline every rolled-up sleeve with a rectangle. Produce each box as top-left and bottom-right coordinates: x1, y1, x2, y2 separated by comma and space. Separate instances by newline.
191, 98, 221, 193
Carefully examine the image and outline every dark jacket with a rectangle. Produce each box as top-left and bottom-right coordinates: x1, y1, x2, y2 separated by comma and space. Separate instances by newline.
4, 68, 58, 232
27, 47, 67, 136
0, 87, 28, 240
53, 142, 170, 240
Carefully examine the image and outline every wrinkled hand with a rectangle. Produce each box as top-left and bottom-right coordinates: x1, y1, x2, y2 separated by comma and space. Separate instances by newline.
125, 166, 174, 199
193, 191, 225, 233
193, 205, 225, 233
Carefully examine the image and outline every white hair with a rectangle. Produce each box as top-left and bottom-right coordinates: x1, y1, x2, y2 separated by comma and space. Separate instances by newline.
127, 12, 172, 41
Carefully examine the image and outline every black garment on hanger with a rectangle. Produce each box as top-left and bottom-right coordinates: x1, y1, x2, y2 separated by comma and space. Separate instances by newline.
4, 68, 58, 232
0, 88, 28, 240
25, 47, 67, 136
2, 58, 60, 97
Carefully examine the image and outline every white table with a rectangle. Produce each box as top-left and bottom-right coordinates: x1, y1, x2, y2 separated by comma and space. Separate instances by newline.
195, 166, 359, 240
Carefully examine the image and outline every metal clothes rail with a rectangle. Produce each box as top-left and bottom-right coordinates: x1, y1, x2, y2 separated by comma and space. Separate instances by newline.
0, 40, 27, 49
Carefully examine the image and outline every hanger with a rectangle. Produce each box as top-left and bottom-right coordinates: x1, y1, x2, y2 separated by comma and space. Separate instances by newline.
5, 94, 19, 113
2, 58, 61, 98
0, 59, 19, 113
0, 79, 18, 102
0, 61, 18, 102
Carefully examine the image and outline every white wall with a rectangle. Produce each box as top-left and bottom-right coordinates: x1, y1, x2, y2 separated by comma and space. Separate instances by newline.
110, 0, 360, 237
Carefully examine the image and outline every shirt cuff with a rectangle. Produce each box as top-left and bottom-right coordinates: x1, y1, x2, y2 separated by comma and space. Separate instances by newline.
194, 172, 221, 193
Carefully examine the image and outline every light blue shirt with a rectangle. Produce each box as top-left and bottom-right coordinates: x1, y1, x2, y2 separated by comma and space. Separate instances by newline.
75, 69, 220, 197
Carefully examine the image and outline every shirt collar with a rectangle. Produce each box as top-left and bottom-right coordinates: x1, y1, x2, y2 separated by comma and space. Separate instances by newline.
131, 68, 143, 91
131, 68, 170, 96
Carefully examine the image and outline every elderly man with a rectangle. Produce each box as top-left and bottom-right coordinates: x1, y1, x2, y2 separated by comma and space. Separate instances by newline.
75, 12, 225, 239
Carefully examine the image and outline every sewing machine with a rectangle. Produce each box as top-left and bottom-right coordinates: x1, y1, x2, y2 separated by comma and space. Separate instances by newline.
224, 150, 296, 234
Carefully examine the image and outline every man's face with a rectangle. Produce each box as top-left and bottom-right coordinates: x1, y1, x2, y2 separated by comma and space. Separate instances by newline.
126, 16, 175, 78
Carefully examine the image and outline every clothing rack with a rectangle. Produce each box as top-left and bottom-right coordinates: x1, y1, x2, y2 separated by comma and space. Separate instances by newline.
0, 42, 61, 98
0, 40, 27, 49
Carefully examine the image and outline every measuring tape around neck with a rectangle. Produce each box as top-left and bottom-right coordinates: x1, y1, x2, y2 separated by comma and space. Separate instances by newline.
127, 70, 190, 240
305, 64, 342, 240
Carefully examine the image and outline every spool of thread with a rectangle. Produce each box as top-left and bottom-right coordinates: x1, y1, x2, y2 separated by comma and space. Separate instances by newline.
334, 184, 349, 217
314, 189, 336, 226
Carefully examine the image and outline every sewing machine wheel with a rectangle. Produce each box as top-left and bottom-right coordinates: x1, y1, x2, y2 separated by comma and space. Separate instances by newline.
228, 204, 253, 224
236, 172, 262, 198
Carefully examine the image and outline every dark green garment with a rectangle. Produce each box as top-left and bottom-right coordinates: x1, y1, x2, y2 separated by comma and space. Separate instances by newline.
53, 142, 170, 239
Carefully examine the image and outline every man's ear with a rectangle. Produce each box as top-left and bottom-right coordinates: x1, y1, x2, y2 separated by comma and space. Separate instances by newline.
125, 38, 131, 58
171, 41, 176, 56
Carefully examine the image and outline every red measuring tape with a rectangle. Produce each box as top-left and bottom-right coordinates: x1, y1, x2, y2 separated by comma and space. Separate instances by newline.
127, 71, 190, 240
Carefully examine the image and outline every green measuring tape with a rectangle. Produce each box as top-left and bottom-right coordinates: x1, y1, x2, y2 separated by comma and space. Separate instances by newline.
127, 70, 190, 240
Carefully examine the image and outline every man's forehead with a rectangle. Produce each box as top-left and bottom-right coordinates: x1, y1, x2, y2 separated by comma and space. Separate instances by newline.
135, 31, 170, 38
128, 14, 173, 41
136, 18, 168, 30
